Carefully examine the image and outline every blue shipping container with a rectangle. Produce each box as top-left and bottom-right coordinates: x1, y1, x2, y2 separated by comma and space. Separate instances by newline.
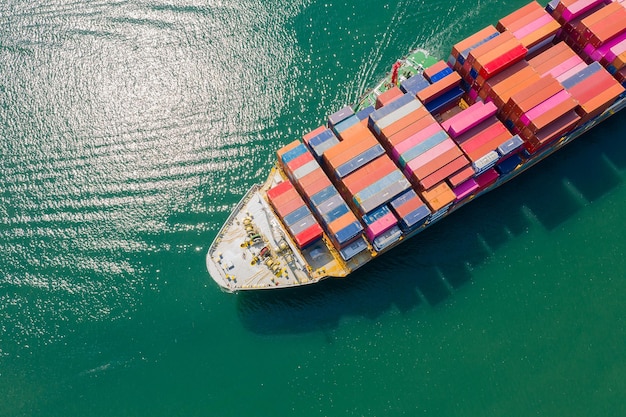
390, 188, 419, 210
368, 93, 415, 125
310, 185, 339, 206
322, 203, 350, 224
354, 170, 405, 202
335, 144, 385, 178
429, 67, 454, 83
356, 178, 411, 214
400, 74, 430, 96
495, 153, 522, 175
283, 205, 311, 227
356, 105, 376, 121
333, 221, 364, 247
308, 129, 336, 147
332, 115, 359, 134
400, 205, 431, 230
281, 144, 308, 164
425, 87, 464, 114
339, 237, 368, 260
362, 205, 391, 226
497, 134, 523, 156
311, 137, 340, 159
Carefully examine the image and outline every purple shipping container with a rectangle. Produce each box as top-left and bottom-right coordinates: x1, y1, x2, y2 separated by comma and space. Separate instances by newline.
560, 0, 606, 23
606, 38, 626, 63
328, 106, 355, 127
453, 178, 480, 202
587, 32, 626, 62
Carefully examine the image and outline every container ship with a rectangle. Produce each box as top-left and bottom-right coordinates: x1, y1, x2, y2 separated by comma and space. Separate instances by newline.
207, 0, 626, 292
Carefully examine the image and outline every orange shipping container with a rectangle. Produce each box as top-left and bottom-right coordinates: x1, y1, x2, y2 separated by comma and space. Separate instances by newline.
417, 72, 462, 104
496, 1, 544, 32
379, 106, 430, 141
323, 133, 378, 165
328, 211, 360, 237
420, 182, 456, 212
419, 156, 471, 191
411, 146, 464, 182
386, 114, 438, 147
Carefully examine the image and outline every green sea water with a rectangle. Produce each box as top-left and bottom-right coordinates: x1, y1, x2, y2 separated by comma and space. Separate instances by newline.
1, 0, 626, 416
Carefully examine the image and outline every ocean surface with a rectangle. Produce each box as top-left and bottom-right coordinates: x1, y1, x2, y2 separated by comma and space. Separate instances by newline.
1, 0, 625, 415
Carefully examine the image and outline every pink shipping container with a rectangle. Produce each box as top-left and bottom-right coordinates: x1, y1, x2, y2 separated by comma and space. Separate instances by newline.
404, 139, 458, 177
391, 122, 442, 160
365, 212, 398, 241
544, 55, 584, 79
519, 89, 573, 125
442, 101, 498, 138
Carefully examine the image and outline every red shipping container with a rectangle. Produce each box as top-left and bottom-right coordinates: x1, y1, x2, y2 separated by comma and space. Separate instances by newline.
466, 31, 516, 68
419, 155, 471, 191
448, 165, 476, 188
286, 151, 315, 173
476, 40, 527, 79
271, 188, 301, 211
376, 87, 404, 109
267, 180, 294, 200
456, 118, 506, 150
466, 131, 514, 162
475, 168, 499, 190
294, 224, 323, 249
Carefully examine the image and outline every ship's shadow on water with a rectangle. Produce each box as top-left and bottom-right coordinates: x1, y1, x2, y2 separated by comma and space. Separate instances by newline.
237, 116, 625, 335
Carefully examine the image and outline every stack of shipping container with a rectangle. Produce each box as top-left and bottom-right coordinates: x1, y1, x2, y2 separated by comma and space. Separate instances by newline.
265, 0, 626, 261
